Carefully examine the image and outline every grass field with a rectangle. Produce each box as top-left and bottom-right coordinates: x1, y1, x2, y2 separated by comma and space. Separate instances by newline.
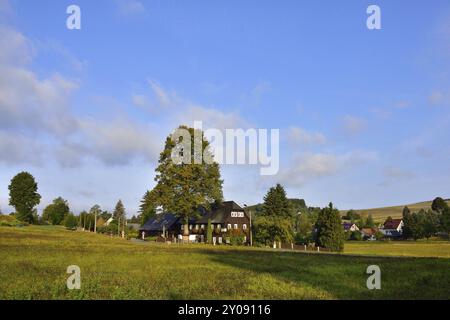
341, 200, 450, 222
345, 241, 450, 258
0, 226, 449, 300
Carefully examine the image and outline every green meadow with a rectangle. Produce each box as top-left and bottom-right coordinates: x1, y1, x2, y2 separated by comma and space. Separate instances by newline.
0, 226, 449, 300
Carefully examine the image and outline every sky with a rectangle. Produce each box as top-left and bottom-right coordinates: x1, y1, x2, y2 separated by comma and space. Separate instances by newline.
0, 0, 449, 216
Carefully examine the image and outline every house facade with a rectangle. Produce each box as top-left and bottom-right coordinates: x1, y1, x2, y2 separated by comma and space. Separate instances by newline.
342, 222, 359, 232
139, 201, 250, 244
380, 218, 404, 238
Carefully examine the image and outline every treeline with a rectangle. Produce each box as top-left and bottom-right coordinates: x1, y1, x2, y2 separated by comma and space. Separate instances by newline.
252, 184, 345, 252
2, 171, 136, 237
402, 197, 450, 240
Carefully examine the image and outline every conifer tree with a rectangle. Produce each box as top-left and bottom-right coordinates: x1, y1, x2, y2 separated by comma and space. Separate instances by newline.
315, 203, 345, 252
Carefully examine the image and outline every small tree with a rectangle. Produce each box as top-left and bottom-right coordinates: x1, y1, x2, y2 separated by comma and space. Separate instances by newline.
64, 213, 78, 230
431, 197, 448, 213
423, 210, 439, 239
262, 184, 292, 219
42, 197, 70, 225
365, 214, 375, 228
440, 207, 450, 234
315, 203, 345, 252
295, 213, 312, 244
8, 172, 41, 223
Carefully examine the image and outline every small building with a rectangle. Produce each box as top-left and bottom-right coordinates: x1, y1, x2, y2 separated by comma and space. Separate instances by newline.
139, 213, 180, 240
105, 217, 114, 226
343, 222, 359, 232
360, 228, 378, 240
380, 218, 404, 238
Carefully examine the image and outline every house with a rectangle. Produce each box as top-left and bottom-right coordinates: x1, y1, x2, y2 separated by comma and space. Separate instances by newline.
105, 217, 114, 226
342, 222, 359, 232
139, 201, 250, 244
360, 228, 378, 240
380, 218, 404, 238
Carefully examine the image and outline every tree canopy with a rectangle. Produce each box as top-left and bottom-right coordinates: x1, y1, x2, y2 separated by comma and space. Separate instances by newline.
150, 126, 223, 235
8, 172, 41, 223
42, 197, 70, 225
315, 203, 345, 252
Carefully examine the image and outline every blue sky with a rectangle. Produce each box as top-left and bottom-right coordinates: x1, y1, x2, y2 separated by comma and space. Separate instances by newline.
0, 0, 449, 216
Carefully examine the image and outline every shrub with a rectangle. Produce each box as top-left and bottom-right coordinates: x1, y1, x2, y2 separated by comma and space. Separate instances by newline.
64, 214, 78, 230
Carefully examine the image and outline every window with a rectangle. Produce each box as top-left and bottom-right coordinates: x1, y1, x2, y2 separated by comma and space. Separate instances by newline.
195, 225, 199, 230
189, 225, 193, 230
217, 224, 221, 230
234, 224, 238, 230
201, 224, 205, 229
243, 224, 247, 230
227, 224, 232, 230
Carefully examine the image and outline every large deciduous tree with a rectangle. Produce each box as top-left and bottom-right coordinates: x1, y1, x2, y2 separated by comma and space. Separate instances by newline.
151, 126, 223, 237
42, 197, 70, 225
8, 172, 41, 223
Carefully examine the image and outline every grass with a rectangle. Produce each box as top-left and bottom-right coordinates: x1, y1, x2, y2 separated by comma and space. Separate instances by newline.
345, 241, 450, 258
341, 200, 450, 222
0, 226, 449, 300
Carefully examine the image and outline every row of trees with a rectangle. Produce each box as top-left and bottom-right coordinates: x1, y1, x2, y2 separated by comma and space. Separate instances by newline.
402, 197, 450, 240
4, 171, 130, 236
252, 184, 345, 252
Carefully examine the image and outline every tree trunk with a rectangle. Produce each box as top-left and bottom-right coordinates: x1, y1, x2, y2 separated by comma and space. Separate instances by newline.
183, 223, 189, 236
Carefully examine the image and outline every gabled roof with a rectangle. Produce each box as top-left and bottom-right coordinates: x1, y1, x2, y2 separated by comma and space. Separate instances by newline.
139, 213, 180, 232
361, 228, 377, 236
140, 201, 245, 229
195, 201, 244, 224
383, 219, 403, 229
342, 222, 357, 231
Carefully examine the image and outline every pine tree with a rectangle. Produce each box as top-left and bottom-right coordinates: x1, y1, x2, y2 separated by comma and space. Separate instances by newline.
113, 200, 125, 221
315, 203, 345, 252
8, 172, 41, 223
255, 184, 294, 247
150, 126, 223, 237
262, 184, 292, 218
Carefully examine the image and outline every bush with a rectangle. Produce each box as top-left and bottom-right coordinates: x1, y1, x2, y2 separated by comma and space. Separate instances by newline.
294, 232, 312, 245
0, 215, 25, 227
349, 231, 362, 241
64, 214, 78, 230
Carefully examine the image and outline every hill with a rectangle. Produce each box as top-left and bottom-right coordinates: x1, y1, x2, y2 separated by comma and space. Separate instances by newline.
341, 199, 450, 222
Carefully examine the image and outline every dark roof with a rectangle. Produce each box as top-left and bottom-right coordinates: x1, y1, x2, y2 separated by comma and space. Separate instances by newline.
383, 219, 403, 229
361, 228, 377, 236
342, 222, 355, 231
140, 201, 245, 228
139, 213, 180, 232
195, 201, 244, 224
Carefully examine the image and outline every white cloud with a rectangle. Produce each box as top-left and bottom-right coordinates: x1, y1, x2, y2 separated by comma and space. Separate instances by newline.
0, 0, 12, 16
116, 0, 145, 15
341, 115, 367, 135
0, 25, 163, 168
0, 131, 43, 165
277, 150, 377, 188
287, 127, 327, 146
428, 90, 450, 106
0, 25, 34, 66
